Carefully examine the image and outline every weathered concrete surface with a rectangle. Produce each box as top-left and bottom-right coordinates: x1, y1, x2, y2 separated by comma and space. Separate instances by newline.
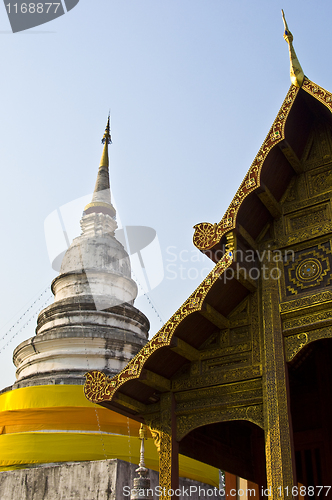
0, 459, 224, 500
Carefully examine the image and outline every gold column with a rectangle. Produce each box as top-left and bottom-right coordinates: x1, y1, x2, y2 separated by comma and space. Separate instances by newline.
261, 259, 296, 497
159, 430, 172, 499
150, 393, 179, 500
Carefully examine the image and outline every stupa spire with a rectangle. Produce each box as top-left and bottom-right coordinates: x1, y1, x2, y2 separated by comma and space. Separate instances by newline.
84, 114, 116, 217
282, 10, 304, 88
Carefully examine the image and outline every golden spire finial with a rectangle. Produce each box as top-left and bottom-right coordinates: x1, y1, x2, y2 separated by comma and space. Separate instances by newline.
83, 115, 116, 217
281, 10, 304, 88
102, 113, 112, 145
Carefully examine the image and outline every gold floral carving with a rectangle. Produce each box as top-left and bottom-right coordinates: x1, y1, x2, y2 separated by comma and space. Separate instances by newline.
192, 222, 223, 253
283, 309, 332, 333
146, 407, 173, 498
277, 222, 332, 247
284, 333, 308, 361
176, 378, 260, 401
149, 429, 161, 453
176, 404, 264, 441
283, 189, 331, 214
84, 370, 112, 402
285, 205, 329, 233
285, 328, 332, 361
251, 292, 261, 365
159, 431, 172, 500
279, 290, 332, 313
308, 168, 332, 196
193, 85, 299, 251
84, 247, 234, 404
262, 260, 295, 492
172, 365, 262, 392
175, 383, 262, 414
202, 356, 249, 372
302, 79, 332, 114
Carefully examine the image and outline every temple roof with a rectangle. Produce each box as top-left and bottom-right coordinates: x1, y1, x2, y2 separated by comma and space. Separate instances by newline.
192, 80, 332, 261
84, 19, 332, 419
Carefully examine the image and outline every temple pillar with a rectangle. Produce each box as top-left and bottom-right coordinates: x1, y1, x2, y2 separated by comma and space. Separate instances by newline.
261, 259, 296, 498
150, 393, 179, 500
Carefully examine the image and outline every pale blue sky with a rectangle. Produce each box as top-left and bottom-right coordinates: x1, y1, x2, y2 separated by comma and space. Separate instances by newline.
1, 1, 331, 389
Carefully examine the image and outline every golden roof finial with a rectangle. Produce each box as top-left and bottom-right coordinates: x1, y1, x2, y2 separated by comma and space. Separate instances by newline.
282, 10, 304, 88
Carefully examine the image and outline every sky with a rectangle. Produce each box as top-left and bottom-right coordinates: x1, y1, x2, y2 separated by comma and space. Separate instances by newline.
1, 0, 332, 390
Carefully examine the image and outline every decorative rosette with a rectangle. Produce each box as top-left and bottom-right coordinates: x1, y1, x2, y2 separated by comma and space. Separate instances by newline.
193, 222, 222, 251
84, 370, 111, 402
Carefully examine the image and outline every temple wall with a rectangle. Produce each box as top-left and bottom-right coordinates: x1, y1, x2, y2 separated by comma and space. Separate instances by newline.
0, 459, 223, 500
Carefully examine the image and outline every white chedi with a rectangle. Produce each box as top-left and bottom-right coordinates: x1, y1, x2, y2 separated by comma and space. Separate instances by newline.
13, 120, 149, 388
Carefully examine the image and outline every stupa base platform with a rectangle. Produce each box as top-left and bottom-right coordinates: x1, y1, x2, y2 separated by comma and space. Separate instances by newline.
0, 459, 224, 500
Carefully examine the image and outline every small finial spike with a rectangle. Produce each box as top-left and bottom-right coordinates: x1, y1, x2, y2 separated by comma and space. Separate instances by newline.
102, 114, 112, 145
281, 10, 304, 88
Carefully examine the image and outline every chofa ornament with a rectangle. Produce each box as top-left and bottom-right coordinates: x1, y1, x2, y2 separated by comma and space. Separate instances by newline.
192, 222, 222, 251
84, 370, 112, 402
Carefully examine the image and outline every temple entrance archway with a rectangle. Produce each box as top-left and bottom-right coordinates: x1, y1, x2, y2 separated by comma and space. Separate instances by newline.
179, 420, 266, 488
288, 338, 332, 488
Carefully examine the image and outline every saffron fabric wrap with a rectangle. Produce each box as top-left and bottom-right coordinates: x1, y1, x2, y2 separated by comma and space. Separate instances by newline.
0, 385, 219, 486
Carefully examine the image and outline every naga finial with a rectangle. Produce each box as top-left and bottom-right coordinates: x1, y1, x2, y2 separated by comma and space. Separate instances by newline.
281, 10, 304, 88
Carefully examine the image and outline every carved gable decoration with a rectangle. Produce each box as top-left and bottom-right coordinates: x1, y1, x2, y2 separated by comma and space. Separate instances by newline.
308, 165, 332, 197
285, 204, 330, 233
302, 121, 332, 171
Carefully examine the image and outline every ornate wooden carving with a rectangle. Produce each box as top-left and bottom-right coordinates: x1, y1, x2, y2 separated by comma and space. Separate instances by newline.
261, 258, 297, 495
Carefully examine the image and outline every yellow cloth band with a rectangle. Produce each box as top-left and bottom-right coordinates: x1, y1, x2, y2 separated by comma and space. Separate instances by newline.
0, 384, 95, 411
0, 385, 220, 487
0, 432, 219, 486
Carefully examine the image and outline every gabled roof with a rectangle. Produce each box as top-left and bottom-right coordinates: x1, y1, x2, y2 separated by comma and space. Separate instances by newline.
84, 77, 332, 418
84, 15, 332, 417
193, 79, 332, 260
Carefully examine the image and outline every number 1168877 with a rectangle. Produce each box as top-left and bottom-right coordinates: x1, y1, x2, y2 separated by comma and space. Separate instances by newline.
278, 486, 331, 497
6, 3, 60, 14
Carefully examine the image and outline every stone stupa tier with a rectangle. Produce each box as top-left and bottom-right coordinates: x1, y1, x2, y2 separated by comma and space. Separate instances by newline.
13, 116, 149, 388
